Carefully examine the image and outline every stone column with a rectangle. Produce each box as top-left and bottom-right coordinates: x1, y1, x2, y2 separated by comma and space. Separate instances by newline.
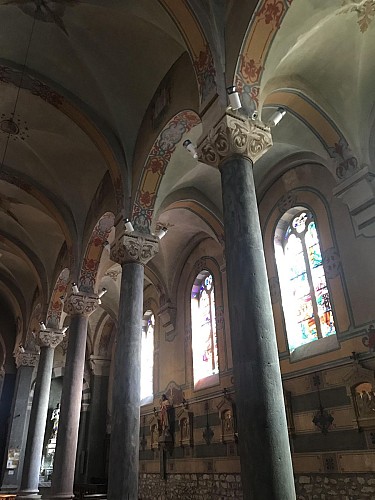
17, 330, 64, 499
0, 366, 5, 402
1, 350, 38, 492
48, 292, 98, 500
199, 112, 296, 500
84, 357, 110, 483
107, 228, 158, 500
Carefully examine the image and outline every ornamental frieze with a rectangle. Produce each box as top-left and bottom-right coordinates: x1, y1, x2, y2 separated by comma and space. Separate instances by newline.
198, 112, 273, 167
64, 292, 99, 316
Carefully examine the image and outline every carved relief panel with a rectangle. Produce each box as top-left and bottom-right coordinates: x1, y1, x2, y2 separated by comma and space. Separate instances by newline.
344, 362, 375, 431
217, 394, 237, 443
176, 407, 193, 447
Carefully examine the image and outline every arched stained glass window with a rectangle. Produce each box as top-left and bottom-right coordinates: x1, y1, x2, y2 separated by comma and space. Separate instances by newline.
275, 210, 336, 353
191, 270, 219, 389
140, 311, 154, 402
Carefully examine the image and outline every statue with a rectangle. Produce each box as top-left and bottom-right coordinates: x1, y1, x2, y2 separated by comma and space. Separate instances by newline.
51, 403, 60, 439
160, 394, 171, 431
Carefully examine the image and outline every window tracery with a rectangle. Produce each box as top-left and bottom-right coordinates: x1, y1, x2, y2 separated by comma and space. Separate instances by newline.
275, 209, 336, 352
140, 311, 154, 401
191, 270, 219, 388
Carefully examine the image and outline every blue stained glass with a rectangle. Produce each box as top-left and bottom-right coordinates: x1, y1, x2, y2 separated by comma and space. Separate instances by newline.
275, 210, 336, 353
298, 319, 318, 343
305, 221, 318, 245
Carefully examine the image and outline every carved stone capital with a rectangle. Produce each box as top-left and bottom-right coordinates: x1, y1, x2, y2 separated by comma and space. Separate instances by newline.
198, 112, 273, 167
64, 292, 99, 317
37, 329, 65, 349
110, 231, 159, 266
14, 349, 39, 368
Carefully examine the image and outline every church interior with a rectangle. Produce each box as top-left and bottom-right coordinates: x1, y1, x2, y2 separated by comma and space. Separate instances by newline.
1, 1, 375, 499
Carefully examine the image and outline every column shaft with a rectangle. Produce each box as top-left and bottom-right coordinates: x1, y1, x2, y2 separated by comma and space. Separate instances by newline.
49, 314, 88, 499
84, 374, 109, 483
107, 261, 144, 500
18, 346, 54, 497
1, 365, 34, 492
220, 155, 295, 500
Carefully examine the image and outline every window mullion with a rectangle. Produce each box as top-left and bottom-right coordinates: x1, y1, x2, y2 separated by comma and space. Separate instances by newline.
301, 236, 322, 339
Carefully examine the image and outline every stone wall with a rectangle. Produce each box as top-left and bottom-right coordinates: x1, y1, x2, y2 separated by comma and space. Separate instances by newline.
138, 473, 243, 500
139, 473, 375, 499
295, 474, 375, 499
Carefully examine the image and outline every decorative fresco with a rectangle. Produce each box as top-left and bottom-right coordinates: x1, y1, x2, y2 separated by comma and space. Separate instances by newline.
339, 0, 375, 33
78, 212, 115, 293
159, 0, 216, 107
132, 110, 200, 233
235, 0, 293, 112
46, 268, 70, 329
235, 1, 360, 181
1, 0, 75, 36
264, 90, 359, 180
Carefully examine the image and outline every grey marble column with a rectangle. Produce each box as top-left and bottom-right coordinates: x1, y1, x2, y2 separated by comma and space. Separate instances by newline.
107, 227, 158, 500
199, 113, 295, 500
83, 357, 110, 483
1, 351, 38, 492
17, 331, 64, 499
48, 293, 98, 500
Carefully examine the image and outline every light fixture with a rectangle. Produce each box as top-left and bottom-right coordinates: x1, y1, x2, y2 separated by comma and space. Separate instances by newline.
39, 321, 47, 331
226, 86, 242, 110
19, 344, 25, 353
61, 326, 69, 334
124, 218, 134, 233
98, 287, 107, 298
183, 139, 198, 159
103, 241, 111, 252
72, 282, 79, 294
155, 226, 168, 239
267, 107, 286, 127
0, 11, 37, 173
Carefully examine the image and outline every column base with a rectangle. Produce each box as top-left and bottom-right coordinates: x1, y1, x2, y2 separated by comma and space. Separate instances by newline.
44, 495, 75, 500
16, 494, 42, 500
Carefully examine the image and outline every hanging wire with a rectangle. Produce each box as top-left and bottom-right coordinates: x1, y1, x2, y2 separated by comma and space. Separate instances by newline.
0, 9, 37, 172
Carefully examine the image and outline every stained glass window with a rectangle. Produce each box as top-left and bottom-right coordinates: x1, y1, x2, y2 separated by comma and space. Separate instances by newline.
140, 311, 154, 401
275, 210, 336, 352
191, 270, 219, 388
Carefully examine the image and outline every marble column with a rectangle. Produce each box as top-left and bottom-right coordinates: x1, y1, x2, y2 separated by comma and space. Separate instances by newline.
107, 227, 158, 499
199, 112, 296, 500
17, 330, 64, 499
84, 357, 110, 483
1, 350, 38, 492
48, 292, 98, 500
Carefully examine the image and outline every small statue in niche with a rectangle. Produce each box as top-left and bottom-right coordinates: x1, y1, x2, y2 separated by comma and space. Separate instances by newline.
51, 403, 60, 439
356, 389, 375, 417
160, 394, 171, 431
151, 424, 159, 448
224, 410, 234, 432
181, 417, 190, 440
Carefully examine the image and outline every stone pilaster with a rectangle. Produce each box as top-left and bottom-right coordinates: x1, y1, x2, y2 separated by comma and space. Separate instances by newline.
48, 293, 98, 500
199, 112, 296, 500
107, 226, 158, 500
1, 350, 38, 493
17, 331, 64, 499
